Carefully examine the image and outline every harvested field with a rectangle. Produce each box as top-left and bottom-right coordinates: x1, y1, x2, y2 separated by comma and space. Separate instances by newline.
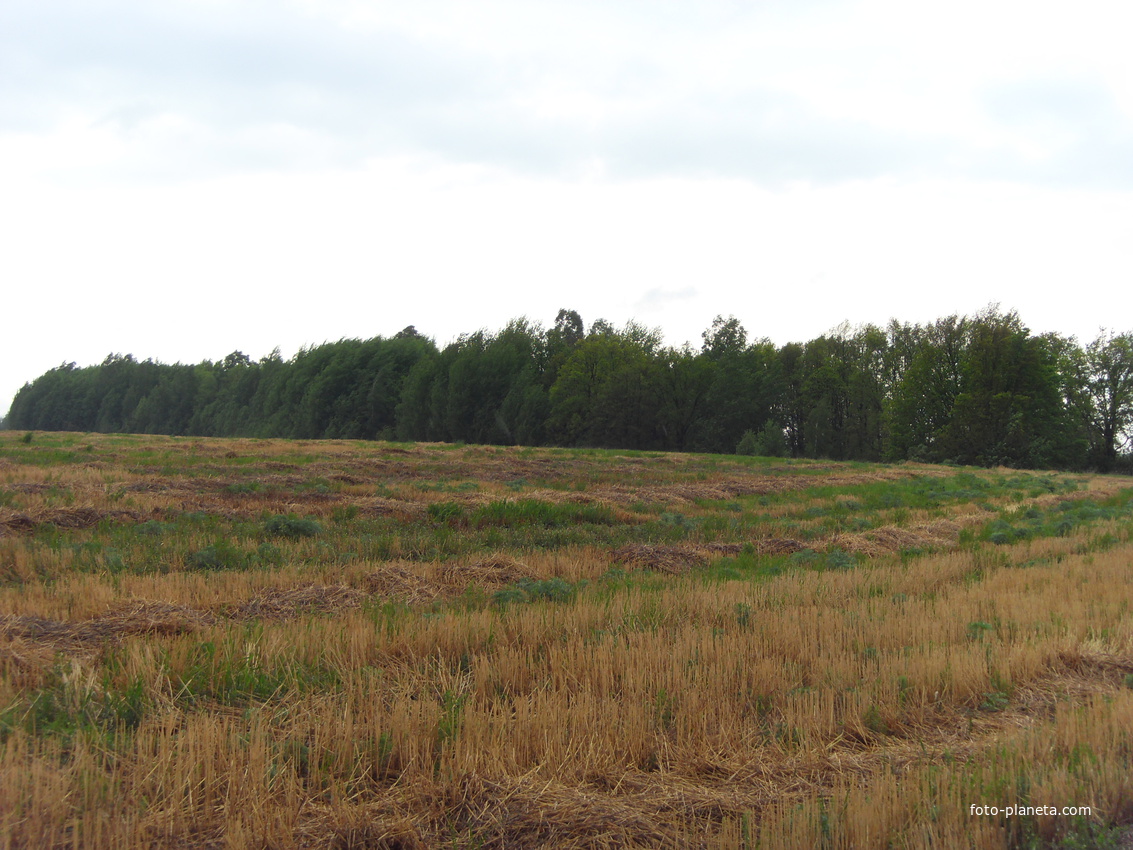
1, 431, 1132, 848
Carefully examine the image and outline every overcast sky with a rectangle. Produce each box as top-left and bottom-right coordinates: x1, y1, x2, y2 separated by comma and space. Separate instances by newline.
4, 0, 1133, 418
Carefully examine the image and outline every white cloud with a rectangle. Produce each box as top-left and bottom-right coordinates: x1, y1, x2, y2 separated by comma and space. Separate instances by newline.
8, 0, 1131, 186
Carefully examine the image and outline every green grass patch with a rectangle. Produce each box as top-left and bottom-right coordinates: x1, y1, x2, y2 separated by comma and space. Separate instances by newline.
491, 577, 580, 606
173, 635, 340, 707
263, 514, 323, 539
471, 499, 616, 528
0, 660, 149, 746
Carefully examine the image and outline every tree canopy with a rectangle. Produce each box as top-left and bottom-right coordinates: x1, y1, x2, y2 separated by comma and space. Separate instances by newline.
7, 308, 1132, 472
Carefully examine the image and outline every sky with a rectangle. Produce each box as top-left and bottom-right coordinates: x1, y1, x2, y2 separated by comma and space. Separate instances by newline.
3, 0, 1133, 418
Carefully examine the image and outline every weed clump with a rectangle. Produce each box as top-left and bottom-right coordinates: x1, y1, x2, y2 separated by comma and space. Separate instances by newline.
491, 577, 578, 606
824, 548, 856, 570
1, 662, 148, 742
790, 548, 858, 570
974, 496, 1133, 548
472, 499, 614, 528
263, 514, 322, 539
428, 501, 466, 524
331, 504, 358, 523
186, 540, 248, 571
659, 511, 699, 530
225, 481, 263, 495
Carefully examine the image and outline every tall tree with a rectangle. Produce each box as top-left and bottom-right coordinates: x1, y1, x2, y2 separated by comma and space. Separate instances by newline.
939, 309, 1070, 468
886, 315, 969, 461
365, 334, 437, 439
395, 354, 443, 441
654, 346, 715, 451
842, 325, 888, 460
695, 317, 783, 453
548, 326, 661, 448
1065, 331, 1133, 471
778, 342, 808, 457
798, 335, 850, 459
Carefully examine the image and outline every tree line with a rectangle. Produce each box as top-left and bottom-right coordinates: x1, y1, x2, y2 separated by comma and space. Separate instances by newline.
7, 308, 1133, 472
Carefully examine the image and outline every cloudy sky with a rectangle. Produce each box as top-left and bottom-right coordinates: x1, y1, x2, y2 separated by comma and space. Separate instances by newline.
4, 0, 1133, 417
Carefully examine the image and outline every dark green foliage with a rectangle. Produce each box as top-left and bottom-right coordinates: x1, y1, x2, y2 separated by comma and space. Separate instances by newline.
735, 602, 753, 628
736, 421, 788, 457
967, 621, 995, 640
396, 320, 549, 445
547, 326, 664, 448
492, 577, 578, 605
7, 336, 436, 440
1063, 331, 1133, 472
523, 577, 576, 602
428, 501, 466, 524
735, 432, 759, 456
862, 704, 889, 734
886, 315, 970, 462
331, 504, 359, 524
938, 310, 1071, 468
263, 514, 323, 539
824, 548, 856, 570
186, 540, 249, 571
490, 586, 529, 605
6, 307, 1130, 473
694, 319, 784, 454
979, 690, 1010, 712
226, 481, 263, 495
786, 548, 860, 571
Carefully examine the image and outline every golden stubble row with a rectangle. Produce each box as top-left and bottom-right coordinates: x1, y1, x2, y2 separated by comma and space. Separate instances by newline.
0, 544, 615, 622
748, 688, 1133, 850
3, 521, 1132, 845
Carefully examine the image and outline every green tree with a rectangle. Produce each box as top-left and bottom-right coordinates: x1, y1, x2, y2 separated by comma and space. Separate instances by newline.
8, 363, 90, 431
395, 354, 443, 441
441, 321, 545, 444
939, 309, 1070, 468
799, 335, 849, 459
778, 342, 808, 457
365, 334, 437, 439
886, 315, 969, 461
131, 364, 199, 435
498, 365, 551, 445
694, 317, 783, 453
654, 346, 715, 451
842, 325, 888, 461
1065, 331, 1133, 471
548, 327, 662, 448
